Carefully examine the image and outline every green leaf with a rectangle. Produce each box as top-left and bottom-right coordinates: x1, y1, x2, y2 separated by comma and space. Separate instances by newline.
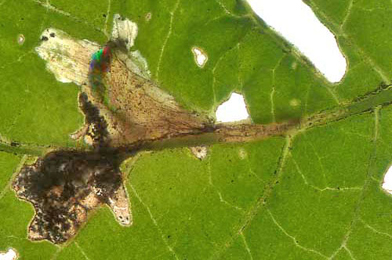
1, 0, 392, 259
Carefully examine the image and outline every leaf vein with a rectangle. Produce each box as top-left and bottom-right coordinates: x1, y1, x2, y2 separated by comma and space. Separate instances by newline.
130, 184, 180, 260
155, 0, 180, 81
268, 210, 328, 259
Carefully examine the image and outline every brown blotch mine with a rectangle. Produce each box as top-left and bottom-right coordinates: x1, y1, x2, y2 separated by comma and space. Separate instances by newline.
13, 150, 125, 243
12, 92, 132, 244
11, 37, 296, 245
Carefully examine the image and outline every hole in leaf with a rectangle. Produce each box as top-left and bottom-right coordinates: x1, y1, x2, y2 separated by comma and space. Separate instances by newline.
382, 166, 392, 194
0, 248, 17, 260
191, 47, 208, 68
247, 0, 347, 83
216, 93, 249, 122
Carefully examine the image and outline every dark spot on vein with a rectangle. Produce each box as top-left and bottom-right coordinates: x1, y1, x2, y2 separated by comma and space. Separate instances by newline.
41, 36, 48, 41
50, 33, 55, 38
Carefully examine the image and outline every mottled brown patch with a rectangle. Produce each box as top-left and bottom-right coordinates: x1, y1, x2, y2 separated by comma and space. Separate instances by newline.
98, 49, 213, 146
13, 150, 130, 244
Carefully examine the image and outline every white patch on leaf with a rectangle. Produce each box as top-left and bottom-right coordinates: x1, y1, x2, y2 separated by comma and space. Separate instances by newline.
17, 34, 25, 45
112, 14, 138, 50
289, 99, 300, 107
190, 146, 208, 160
216, 93, 250, 123
107, 185, 132, 226
291, 61, 298, 70
145, 12, 152, 22
119, 50, 151, 79
192, 47, 208, 68
35, 14, 145, 87
238, 148, 247, 160
35, 28, 100, 86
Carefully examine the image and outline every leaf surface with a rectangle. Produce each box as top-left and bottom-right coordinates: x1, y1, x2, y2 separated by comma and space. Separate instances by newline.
1, 0, 392, 259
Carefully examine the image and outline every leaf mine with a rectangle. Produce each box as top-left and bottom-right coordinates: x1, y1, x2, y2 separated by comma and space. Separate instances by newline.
35, 28, 100, 85
13, 150, 131, 244
11, 14, 296, 245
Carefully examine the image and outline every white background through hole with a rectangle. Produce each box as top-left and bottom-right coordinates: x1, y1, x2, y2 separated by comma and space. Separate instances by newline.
382, 166, 392, 194
0, 249, 17, 260
192, 47, 208, 67
216, 93, 249, 122
247, 0, 347, 83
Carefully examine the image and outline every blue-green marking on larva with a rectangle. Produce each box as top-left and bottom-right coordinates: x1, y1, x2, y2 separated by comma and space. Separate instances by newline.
89, 46, 111, 95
